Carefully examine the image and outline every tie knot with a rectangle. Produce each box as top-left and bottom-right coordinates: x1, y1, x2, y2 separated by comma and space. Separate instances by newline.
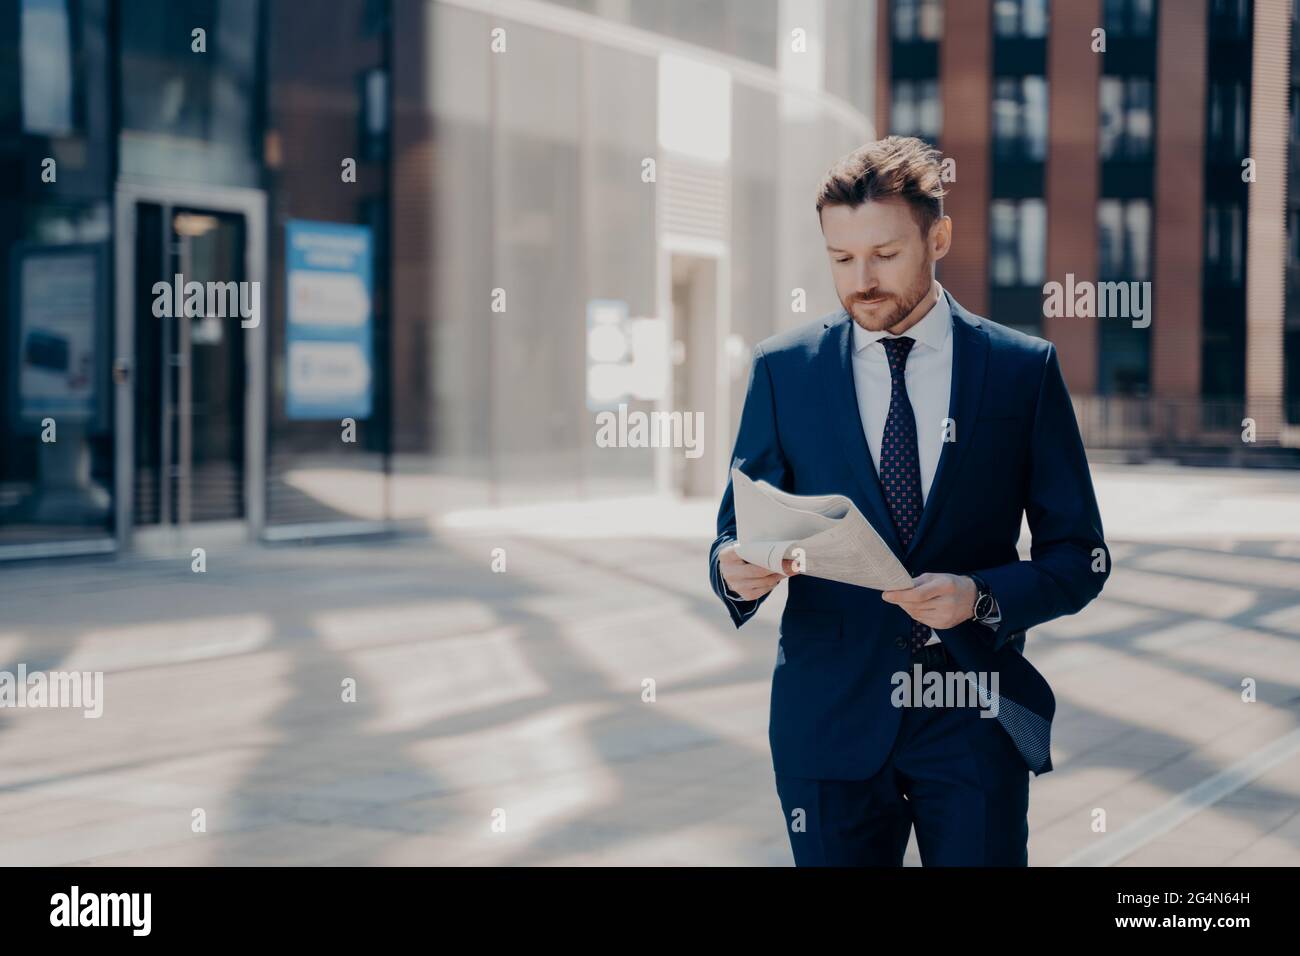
881, 335, 915, 374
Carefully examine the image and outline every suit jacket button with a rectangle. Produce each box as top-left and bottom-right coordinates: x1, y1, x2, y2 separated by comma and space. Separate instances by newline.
894, 637, 907, 648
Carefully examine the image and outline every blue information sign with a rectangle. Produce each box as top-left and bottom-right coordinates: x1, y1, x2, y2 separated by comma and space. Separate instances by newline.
285, 220, 373, 420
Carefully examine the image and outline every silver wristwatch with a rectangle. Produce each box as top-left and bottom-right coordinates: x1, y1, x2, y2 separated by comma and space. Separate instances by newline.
969, 574, 1001, 629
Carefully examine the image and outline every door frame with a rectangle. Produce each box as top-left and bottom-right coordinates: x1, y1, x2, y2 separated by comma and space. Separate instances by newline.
113, 180, 268, 551
657, 234, 730, 497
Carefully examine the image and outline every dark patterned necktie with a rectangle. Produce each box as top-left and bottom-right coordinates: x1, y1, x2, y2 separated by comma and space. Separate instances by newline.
873, 336, 1056, 775
878, 336, 931, 653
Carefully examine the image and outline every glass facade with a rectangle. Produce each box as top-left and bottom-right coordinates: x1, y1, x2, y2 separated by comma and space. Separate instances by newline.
892, 0, 942, 42
1097, 199, 1152, 397
992, 75, 1048, 162
888, 0, 940, 151
118, 0, 262, 188
1098, 199, 1152, 281
1097, 0, 1156, 398
1202, 0, 1253, 405
993, 0, 1048, 39
2, 0, 876, 556
389, 0, 874, 515
891, 78, 941, 143
1099, 76, 1153, 161
262, 0, 390, 528
1, 0, 115, 550
990, 198, 1046, 287
1104, 0, 1154, 37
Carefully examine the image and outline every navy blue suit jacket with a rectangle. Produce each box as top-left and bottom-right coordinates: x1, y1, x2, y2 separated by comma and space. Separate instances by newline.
708, 290, 1111, 780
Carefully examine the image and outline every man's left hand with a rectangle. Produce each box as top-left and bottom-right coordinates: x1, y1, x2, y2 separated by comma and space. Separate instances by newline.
881, 572, 977, 629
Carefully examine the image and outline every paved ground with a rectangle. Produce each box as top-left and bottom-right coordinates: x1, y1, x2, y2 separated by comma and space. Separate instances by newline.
1, 462, 1298, 866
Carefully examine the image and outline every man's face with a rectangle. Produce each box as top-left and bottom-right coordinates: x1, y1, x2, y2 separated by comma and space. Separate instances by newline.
821, 197, 951, 332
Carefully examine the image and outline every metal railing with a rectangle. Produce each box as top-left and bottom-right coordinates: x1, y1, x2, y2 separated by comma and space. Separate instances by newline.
1073, 396, 1251, 450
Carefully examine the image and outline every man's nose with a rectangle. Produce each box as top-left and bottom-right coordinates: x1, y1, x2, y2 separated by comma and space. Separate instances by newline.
855, 260, 878, 292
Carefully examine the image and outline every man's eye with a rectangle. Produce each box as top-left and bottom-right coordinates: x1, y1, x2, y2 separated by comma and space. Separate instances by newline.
878, 253, 898, 261
835, 257, 852, 264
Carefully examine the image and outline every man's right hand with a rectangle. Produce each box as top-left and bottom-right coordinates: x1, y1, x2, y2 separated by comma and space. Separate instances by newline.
719, 544, 799, 602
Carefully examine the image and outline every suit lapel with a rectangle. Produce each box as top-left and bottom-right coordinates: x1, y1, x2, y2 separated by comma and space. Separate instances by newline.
903, 290, 989, 562
817, 309, 905, 560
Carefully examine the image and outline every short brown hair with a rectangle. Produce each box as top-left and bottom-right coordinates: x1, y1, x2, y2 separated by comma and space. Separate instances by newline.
815, 136, 946, 237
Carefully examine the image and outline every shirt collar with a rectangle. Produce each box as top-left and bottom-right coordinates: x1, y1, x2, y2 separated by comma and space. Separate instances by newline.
851, 282, 951, 355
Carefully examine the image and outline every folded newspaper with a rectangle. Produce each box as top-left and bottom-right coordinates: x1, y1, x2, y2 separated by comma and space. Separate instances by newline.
731, 467, 915, 591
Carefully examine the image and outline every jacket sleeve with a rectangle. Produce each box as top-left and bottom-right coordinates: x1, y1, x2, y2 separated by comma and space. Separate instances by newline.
708, 344, 791, 629
974, 343, 1111, 651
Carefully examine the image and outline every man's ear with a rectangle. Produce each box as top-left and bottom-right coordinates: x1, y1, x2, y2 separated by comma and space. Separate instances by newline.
929, 215, 952, 262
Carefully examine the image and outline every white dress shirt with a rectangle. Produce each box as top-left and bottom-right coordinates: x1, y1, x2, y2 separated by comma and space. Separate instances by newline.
851, 283, 952, 645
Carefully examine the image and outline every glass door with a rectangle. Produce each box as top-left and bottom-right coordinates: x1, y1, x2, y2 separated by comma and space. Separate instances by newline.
133, 203, 248, 527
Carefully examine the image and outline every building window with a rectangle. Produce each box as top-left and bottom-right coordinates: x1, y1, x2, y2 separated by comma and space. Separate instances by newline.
1103, 0, 1155, 37
1098, 322, 1150, 396
1098, 200, 1152, 280
1207, 81, 1248, 162
993, 0, 1048, 38
992, 76, 1048, 161
20, 0, 80, 135
891, 79, 941, 142
1209, 0, 1250, 39
991, 199, 1046, 286
364, 0, 391, 34
359, 67, 388, 162
892, 0, 943, 41
118, 0, 262, 187
1204, 202, 1245, 286
1099, 76, 1153, 160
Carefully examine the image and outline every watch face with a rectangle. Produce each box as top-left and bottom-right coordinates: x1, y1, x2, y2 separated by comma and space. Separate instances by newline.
975, 593, 993, 618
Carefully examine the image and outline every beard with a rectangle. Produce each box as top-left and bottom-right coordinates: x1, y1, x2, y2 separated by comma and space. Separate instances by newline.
845, 263, 934, 332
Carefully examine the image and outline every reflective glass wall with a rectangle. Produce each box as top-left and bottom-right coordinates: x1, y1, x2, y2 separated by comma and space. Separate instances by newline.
263, 0, 392, 528
118, 0, 261, 188
389, 0, 876, 516
1, 0, 875, 552
0, 0, 116, 551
